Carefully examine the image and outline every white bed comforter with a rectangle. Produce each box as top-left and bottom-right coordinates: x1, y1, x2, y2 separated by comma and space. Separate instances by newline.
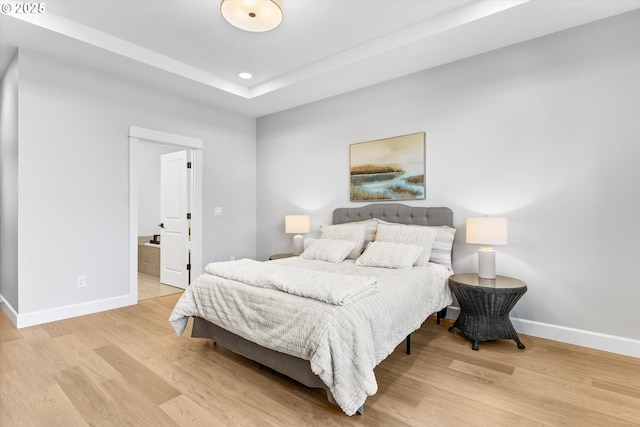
204, 258, 378, 306
169, 257, 452, 416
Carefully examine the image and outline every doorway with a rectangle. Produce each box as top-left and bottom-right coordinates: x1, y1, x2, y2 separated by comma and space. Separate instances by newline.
137, 144, 187, 299
128, 126, 203, 304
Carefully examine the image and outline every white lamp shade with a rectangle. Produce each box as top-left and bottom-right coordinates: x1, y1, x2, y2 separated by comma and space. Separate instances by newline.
466, 217, 508, 245
285, 215, 310, 234
220, 0, 283, 32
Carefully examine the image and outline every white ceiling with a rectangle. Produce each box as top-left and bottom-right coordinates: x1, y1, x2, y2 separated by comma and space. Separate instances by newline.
1, 0, 639, 117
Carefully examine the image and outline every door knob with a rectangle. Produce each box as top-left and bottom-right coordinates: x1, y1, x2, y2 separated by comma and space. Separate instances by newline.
158, 223, 165, 228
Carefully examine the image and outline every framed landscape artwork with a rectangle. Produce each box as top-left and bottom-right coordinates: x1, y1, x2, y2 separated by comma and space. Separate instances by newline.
350, 132, 425, 201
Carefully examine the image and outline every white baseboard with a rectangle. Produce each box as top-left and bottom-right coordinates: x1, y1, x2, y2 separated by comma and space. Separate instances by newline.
445, 305, 460, 319
0, 293, 136, 329
511, 317, 640, 359
444, 305, 638, 358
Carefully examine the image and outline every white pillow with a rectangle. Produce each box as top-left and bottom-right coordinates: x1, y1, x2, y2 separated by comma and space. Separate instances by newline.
429, 226, 456, 270
320, 223, 367, 259
347, 218, 378, 245
356, 241, 423, 269
375, 221, 455, 269
300, 239, 356, 263
374, 223, 437, 266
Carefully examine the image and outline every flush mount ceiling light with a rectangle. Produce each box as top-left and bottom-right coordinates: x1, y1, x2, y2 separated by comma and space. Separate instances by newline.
220, 0, 283, 32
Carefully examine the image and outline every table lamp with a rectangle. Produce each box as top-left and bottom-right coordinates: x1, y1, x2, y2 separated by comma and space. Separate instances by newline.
285, 214, 310, 255
466, 217, 508, 279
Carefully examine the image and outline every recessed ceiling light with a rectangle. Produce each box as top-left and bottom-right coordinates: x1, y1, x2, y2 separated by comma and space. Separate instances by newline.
238, 72, 253, 80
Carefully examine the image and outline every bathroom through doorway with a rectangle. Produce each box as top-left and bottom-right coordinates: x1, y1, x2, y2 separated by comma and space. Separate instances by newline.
129, 126, 203, 303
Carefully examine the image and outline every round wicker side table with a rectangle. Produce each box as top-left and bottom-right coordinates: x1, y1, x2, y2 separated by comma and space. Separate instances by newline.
448, 273, 527, 351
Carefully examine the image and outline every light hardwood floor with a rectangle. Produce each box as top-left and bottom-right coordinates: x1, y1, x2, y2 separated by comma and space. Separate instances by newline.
1, 294, 639, 426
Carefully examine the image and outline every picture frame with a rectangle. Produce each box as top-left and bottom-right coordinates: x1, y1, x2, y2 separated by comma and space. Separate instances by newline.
350, 132, 425, 202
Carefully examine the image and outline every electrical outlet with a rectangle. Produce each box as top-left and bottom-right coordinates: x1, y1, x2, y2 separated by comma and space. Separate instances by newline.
77, 275, 87, 288
229, 256, 235, 261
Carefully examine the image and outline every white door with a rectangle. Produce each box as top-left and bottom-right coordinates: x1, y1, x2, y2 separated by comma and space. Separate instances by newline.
160, 150, 189, 289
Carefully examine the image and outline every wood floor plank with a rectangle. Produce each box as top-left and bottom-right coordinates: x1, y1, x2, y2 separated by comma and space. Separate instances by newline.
140, 295, 183, 316
0, 311, 23, 344
392, 352, 617, 427
159, 394, 220, 427
0, 341, 15, 374
63, 325, 113, 350
374, 356, 521, 426
41, 317, 81, 339
53, 333, 121, 384
0, 370, 50, 427
177, 353, 314, 423
509, 366, 640, 424
591, 376, 640, 399
94, 344, 181, 405
144, 353, 277, 426
0, 339, 57, 392
151, 292, 185, 309
2, 294, 639, 426
93, 323, 163, 361
448, 359, 515, 383
23, 329, 80, 373
414, 385, 524, 427
100, 376, 180, 426
23, 383, 89, 427
53, 366, 124, 427
85, 308, 131, 328
124, 308, 178, 337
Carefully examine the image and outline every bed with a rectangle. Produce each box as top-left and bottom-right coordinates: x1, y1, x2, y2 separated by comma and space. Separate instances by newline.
169, 203, 455, 415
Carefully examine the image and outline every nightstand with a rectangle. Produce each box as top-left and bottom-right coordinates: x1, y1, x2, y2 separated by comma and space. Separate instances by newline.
448, 273, 527, 351
268, 253, 296, 260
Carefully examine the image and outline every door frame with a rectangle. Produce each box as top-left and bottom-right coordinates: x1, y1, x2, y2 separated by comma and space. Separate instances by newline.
128, 125, 203, 303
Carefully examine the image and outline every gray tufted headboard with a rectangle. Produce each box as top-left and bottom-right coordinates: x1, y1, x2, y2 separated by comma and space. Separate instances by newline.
333, 203, 453, 227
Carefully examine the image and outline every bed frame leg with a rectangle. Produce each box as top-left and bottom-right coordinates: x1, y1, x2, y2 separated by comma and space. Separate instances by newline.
357, 405, 364, 415
436, 307, 447, 324
408, 307, 447, 355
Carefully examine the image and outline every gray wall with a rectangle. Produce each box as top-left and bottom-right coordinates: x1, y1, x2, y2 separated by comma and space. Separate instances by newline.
1, 48, 256, 320
256, 11, 640, 355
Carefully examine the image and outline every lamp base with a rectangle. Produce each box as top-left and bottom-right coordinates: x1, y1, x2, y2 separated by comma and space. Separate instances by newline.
292, 234, 304, 255
478, 246, 496, 279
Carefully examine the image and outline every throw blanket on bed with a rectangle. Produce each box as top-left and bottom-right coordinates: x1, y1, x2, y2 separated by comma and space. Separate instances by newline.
204, 258, 378, 306
169, 258, 453, 416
